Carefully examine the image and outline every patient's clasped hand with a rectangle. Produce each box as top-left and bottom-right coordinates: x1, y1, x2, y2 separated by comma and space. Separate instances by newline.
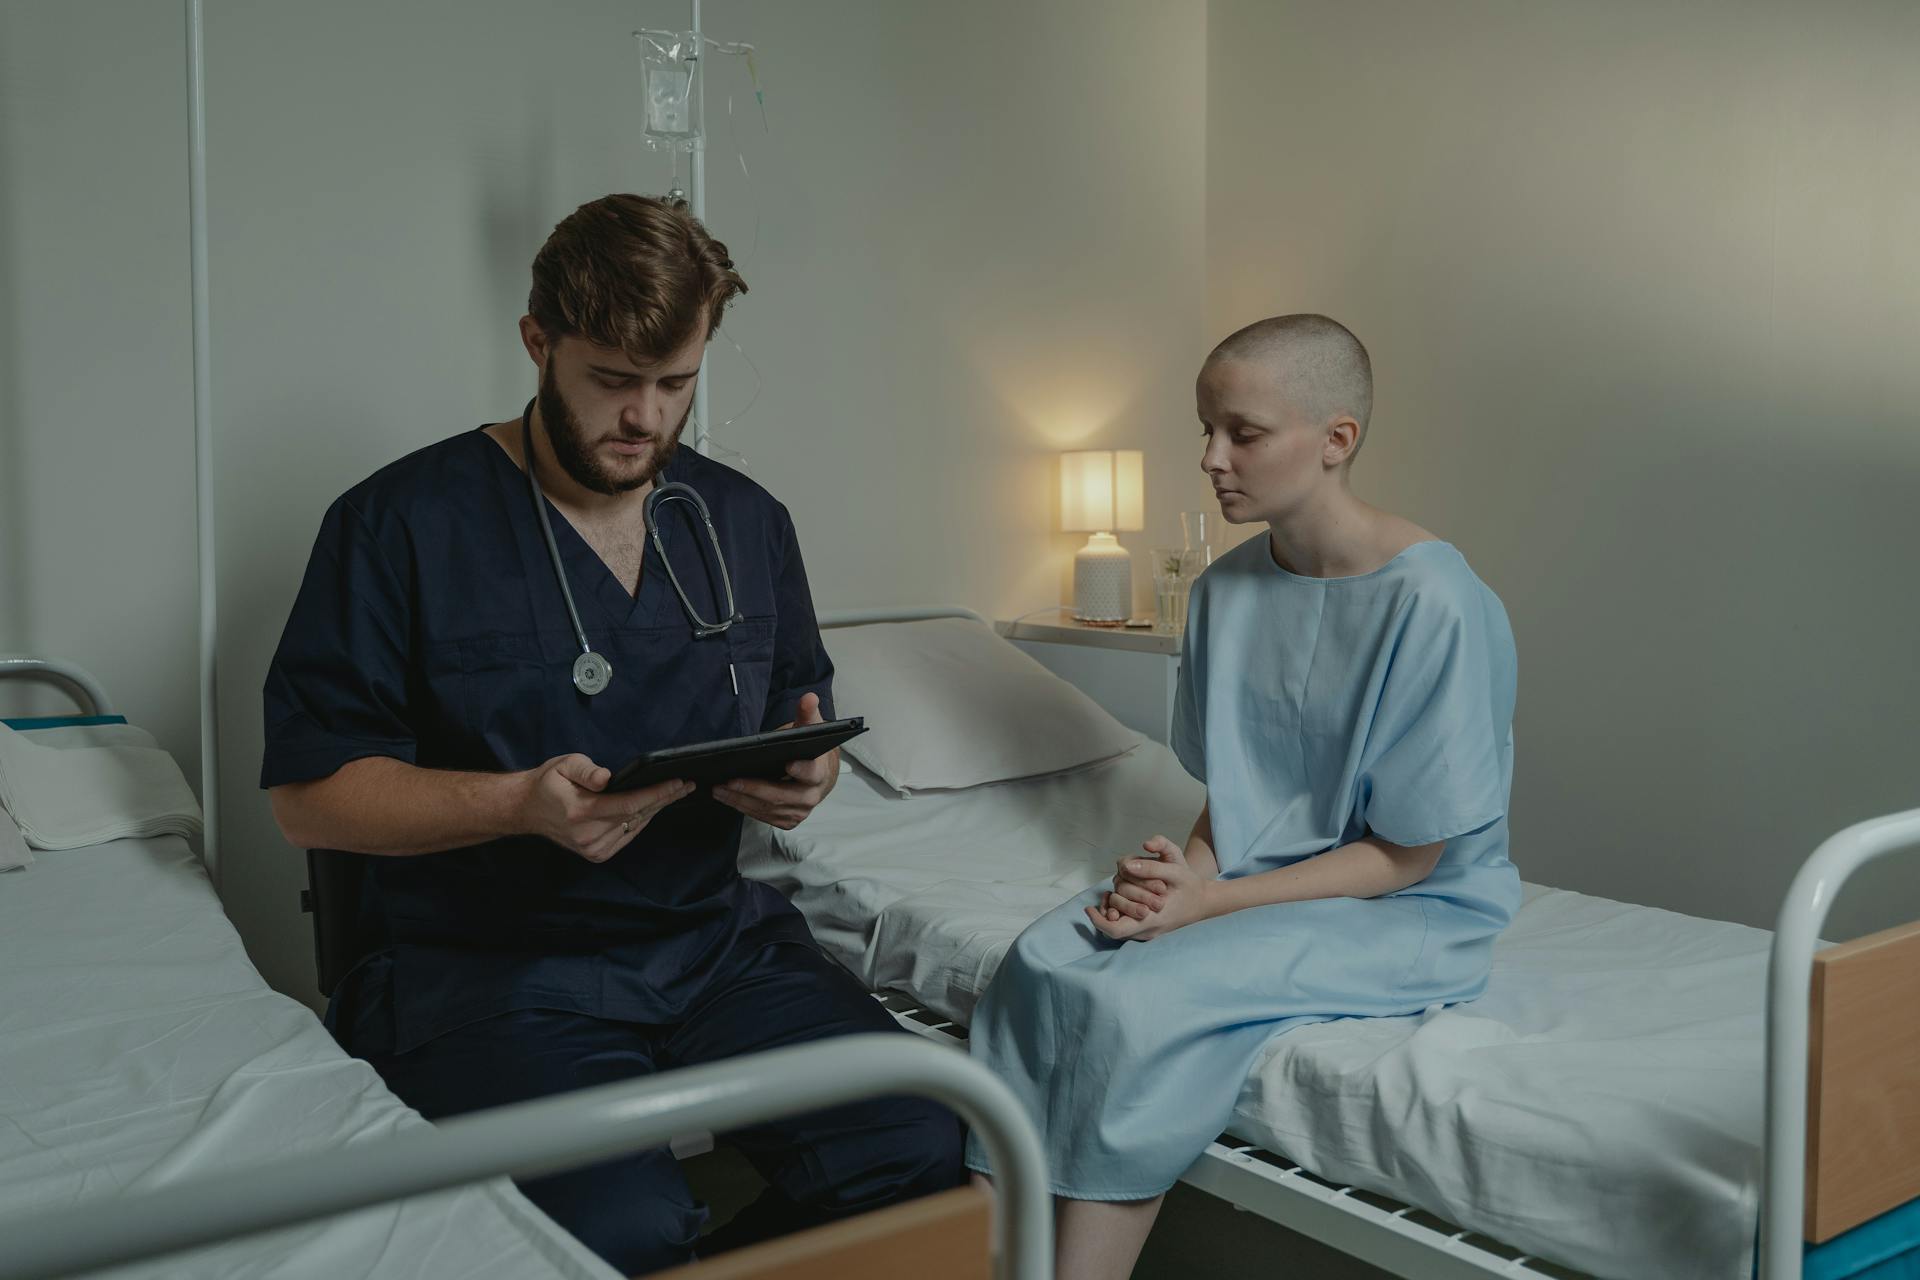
1095, 835, 1210, 941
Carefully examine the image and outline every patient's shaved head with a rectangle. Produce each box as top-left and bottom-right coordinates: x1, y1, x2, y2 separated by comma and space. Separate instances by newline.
1207, 314, 1373, 449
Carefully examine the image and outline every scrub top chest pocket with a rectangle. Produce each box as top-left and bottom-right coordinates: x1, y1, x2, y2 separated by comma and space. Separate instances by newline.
440, 628, 747, 771
436, 633, 561, 767
725, 616, 778, 734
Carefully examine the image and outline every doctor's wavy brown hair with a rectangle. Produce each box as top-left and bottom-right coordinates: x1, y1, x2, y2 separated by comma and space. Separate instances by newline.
527, 193, 746, 363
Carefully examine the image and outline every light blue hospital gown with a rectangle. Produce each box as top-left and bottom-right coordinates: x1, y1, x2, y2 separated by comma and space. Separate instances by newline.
965, 537, 1521, 1199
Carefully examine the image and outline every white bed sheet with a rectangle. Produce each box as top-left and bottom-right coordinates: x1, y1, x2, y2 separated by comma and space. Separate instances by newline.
0, 729, 618, 1280
739, 743, 1767, 1280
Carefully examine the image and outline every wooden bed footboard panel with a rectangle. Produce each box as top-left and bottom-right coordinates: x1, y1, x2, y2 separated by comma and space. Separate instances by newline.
654, 1186, 994, 1280
1807, 918, 1920, 1242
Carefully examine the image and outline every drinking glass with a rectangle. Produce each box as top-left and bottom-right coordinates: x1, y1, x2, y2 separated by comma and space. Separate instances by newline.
1181, 510, 1214, 566
1152, 547, 1201, 635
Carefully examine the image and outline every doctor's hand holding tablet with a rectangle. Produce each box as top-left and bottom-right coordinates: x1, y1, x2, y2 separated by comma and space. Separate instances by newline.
517, 761, 693, 864
708, 692, 848, 832
525, 692, 859, 861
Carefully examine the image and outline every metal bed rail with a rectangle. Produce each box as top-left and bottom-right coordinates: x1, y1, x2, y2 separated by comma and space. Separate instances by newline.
1761, 806, 1920, 1280
0, 655, 117, 718
0, 1034, 1051, 1280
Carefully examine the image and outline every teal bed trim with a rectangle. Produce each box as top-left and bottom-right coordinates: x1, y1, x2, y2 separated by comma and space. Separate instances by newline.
1, 714, 130, 730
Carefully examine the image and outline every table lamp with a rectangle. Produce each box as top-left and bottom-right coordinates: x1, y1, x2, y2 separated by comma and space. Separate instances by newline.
1059, 449, 1144, 624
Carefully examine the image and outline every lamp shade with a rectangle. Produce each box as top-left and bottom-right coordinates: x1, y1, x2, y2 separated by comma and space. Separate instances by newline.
1059, 450, 1144, 533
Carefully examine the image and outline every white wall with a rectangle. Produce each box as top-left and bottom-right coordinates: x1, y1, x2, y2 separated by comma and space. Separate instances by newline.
1207, 0, 1920, 940
2, 0, 1210, 1004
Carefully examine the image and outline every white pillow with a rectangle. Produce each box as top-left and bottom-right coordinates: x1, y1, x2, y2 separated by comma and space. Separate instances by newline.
821, 617, 1141, 793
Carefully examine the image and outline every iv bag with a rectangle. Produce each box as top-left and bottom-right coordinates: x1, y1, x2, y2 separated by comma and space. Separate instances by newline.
638, 31, 701, 151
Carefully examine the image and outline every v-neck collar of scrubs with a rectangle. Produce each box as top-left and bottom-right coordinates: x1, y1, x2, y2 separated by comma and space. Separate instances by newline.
479, 424, 681, 631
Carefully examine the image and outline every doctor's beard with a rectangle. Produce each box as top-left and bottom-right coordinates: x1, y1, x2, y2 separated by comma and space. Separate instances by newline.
538, 360, 687, 496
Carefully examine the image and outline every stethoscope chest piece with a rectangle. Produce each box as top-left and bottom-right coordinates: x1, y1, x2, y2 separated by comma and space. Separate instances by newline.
572, 651, 613, 697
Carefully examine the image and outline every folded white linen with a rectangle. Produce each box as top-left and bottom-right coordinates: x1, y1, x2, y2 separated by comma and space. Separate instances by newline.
0, 721, 203, 850
0, 805, 29, 871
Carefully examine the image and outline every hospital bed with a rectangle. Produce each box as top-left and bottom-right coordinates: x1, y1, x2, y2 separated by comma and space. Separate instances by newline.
732, 606, 1920, 1280
0, 656, 1050, 1280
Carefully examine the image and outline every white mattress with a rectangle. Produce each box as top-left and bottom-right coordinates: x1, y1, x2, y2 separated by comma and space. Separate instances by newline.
0, 729, 619, 1280
740, 742, 1767, 1280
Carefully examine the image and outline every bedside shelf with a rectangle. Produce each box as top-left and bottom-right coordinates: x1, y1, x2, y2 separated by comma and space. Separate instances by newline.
994, 610, 1181, 656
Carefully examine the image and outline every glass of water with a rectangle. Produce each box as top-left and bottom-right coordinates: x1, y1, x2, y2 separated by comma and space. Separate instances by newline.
1152, 547, 1201, 635
1180, 510, 1214, 566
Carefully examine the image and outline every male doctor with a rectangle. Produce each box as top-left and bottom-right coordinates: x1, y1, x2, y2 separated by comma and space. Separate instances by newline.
261, 193, 962, 1274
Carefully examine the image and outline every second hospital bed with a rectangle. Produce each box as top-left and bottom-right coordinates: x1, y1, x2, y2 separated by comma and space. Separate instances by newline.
0, 656, 1050, 1280
737, 608, 1920, 1280
0, 673, 620, 1279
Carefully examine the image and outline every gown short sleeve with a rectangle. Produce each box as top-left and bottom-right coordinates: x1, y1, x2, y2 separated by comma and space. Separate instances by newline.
260, 497, 418, 788
1355, 589, 1514, 848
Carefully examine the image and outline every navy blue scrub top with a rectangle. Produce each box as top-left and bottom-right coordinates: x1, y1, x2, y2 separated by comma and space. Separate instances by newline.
261, 427, 832, 1053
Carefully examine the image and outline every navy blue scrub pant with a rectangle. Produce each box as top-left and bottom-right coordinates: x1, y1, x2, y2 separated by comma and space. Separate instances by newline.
350, 942, 965, 1275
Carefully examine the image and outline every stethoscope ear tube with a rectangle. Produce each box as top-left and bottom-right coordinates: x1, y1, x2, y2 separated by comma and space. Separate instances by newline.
644, 482, 743, 639
521, 407, 607, 695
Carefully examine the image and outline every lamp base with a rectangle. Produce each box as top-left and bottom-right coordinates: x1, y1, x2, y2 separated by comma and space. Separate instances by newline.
1072, 532, 1132, 624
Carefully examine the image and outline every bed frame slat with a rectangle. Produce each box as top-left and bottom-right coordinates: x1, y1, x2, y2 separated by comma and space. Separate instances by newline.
1806, 918, 1920, 1241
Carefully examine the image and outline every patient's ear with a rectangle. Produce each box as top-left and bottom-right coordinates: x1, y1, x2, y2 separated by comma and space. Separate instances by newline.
1323, 415, 1361, 469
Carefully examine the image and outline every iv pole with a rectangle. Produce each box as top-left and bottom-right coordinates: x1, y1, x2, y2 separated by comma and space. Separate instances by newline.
688, 0, 710, 456
186, 0, 220, 888
644, 4, 753, 458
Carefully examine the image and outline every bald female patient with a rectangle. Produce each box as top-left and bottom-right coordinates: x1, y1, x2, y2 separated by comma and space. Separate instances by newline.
967, 314, 1522, 1280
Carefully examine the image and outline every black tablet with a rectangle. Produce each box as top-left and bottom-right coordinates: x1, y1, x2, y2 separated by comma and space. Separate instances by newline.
605, 717, 868, 793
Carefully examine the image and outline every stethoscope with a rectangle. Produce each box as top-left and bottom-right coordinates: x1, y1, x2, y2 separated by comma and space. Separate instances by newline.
519, 404, 742, 697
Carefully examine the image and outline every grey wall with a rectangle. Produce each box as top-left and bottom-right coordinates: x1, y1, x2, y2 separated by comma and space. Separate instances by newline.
1207, 0, 1920, 940
1, 0, 1210, 1005
0, 3, 200, 762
